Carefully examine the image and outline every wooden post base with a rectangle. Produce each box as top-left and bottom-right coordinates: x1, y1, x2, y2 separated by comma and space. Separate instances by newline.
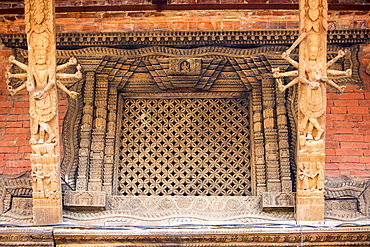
33, 199, 62, 225
296, 190, 324, 222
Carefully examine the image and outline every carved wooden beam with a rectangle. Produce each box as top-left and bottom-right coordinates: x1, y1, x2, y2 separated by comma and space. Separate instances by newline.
1, 29, 369, 49
0, 3, 369, 14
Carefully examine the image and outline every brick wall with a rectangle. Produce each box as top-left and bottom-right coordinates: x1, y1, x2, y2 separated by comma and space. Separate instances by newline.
0, 44, 30, 175
326, 44, 370, 178
0, 8, 369, 179
0, 10, 369, 33
0, 0, 367, 8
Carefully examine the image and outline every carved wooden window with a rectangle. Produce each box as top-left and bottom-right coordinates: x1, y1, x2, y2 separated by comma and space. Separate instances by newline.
116, 95, 251, 196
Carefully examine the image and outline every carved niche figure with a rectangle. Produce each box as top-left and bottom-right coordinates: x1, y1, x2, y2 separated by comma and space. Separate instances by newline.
298, 162, 313, 190
7, 34, 82, 145
31, 163, 45, 194
180, 60, 191, 72
273, 33, 350, 144
46, 163, 58, 192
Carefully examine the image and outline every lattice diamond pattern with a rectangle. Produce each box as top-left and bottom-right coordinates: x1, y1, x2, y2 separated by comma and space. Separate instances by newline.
118, 98, 251, 196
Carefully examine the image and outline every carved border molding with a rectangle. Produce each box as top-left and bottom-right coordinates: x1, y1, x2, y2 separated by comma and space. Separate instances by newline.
1, 29, 369, 48
53, 227, 370, 246
0, 172, 32, 223
0, 226, 370, 246
325, 178, 370, 221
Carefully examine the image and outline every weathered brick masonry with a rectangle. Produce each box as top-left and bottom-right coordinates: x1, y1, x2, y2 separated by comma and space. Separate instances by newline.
0, 2, 369, 178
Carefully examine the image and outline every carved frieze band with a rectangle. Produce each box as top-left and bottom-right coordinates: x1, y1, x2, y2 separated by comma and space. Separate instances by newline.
1, 29, 369, 48
0, 174, 368, 222
0, 225, 370, 246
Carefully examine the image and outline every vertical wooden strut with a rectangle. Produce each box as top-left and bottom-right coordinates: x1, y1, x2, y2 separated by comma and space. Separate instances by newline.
273, 0, 351, 221
6, 0, 81, 224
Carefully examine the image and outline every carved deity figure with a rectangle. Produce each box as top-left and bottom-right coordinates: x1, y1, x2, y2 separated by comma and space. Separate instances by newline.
298, 163, 316, 190
6, 34, 82, 145
180, 60, 190, 72
32, 163, 45, 193
315, 162, 325, 190
46, 163, 59, 192
273, 33, 351, 143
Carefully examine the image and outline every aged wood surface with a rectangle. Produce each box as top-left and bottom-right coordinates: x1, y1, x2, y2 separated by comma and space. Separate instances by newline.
273, 0, 351, 221
5, 0, 81, 224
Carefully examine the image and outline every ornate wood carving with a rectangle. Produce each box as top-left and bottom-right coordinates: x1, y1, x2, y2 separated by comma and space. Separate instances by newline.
272, 0, 352, 221
116, 97, 251, 197
0, 223, 369, 246
5, 0, 81, 224
0, 173, 32, 223
325, 178, 370, 221
52, 227, 370, 247
9, 40, 362, 222
1, 30, 369, 48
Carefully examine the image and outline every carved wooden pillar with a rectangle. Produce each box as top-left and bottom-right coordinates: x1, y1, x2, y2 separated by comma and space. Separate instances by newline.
276, 86, 292, 192
76, 71, 95, 191
5, 0, 81, 224
295, 0, 328, 222
103, 84, 118, 193
262, 78, 281, 193
88, 74, 108, 192
252, 87, 266, 195
273, 0, 350, 221
25, 0, 61, 225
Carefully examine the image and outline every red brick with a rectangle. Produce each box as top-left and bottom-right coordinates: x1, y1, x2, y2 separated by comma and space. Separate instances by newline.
340, 142, 369, 149
0, 146, 19, 154
326, 119, 334, 128
360, 157, 370, 163
347, 106, 369, 114
336, 148, 363, 156
0, 122, 23, 128
17, 115, 30, 121
332, 121, 359, 128
5, 128, 30, 134
353, 126, 370, 134
344, 115, 363, 122
325, 163, 338, 170
337, 92, 365, 100
325, 170, 340, 177
326, 141, 340, 149
330, 106, 347, 114
326, 113, 346, 121
326, 127, 353, 134
333, 100, 359, 107
327, 156, 360, 163
4, 153, 24, 160
349, 170, 370, 178
338, 163, 366, 171
1, 168, 31, 175
5, 160, 30, 168
333, 134, 364, 142
326, 149, 335, 155
364, 135, 370, 142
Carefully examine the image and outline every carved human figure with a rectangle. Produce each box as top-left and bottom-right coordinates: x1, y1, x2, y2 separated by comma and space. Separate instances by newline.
273, 33, 351, 142
180, 60, 190, 72
299, 163, 314, 190
32, 163, 45, 193
315, 162, 325, 190
46, 163, 59, 192
6, 33, 82, 145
